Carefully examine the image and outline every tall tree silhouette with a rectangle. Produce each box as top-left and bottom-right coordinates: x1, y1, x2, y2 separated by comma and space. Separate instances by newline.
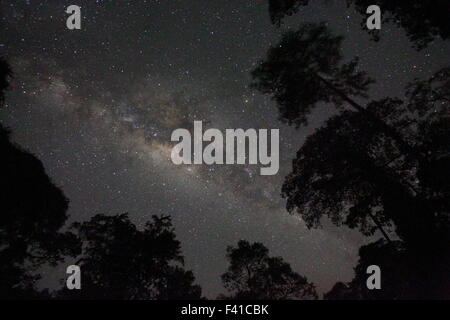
219, 240, 317, 300
251, 22, 426, 168
0, 58, 80, 299
280, 68, 449, 244
252, 22, 373, 128
59, 214, 202, 300
251, 21, 449, 298
268, 0, 450, 49
253, 22, 427, 156
252, 23, 448, 240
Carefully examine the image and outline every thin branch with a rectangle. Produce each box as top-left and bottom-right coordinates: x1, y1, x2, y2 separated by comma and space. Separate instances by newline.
368, 212, 392, 243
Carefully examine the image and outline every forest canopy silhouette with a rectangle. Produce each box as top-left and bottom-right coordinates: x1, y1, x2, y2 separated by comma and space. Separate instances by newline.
0, 58, 203, 300
0, 57, 316, 300
269, 0, 450, 49
0, 57, 80, 299
252, 1, 449, 299
219, 240, 318, 300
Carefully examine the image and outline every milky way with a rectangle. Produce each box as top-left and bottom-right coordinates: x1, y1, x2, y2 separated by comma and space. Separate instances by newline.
1, 1, 448, 297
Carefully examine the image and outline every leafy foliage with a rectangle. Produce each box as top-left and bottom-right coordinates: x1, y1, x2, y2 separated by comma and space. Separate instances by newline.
0, 58, 80, 299
251, 22, 373, 127
349, 0, 450, 49
268, 0, 309, 26
267, 0, 450, 49
324, 239, 450, 299
254, 10, 449, 297
282, 67, 449, 242
59, 214, 202, 300
219, 240, 317, 300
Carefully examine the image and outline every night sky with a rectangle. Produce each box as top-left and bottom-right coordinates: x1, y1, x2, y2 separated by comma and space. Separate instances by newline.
1, 1, 448, 297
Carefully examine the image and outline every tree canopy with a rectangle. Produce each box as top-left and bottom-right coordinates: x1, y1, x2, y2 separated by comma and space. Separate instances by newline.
252, 22, 448, 241
59, 214, 202, 300
0, 58, 80, 299
350, 0, 450, 49
268, 0, 450, 49
325, 238, 449, 299
252, 15, 449, 298
219, 240, 317, 300
251, 22, 373, 127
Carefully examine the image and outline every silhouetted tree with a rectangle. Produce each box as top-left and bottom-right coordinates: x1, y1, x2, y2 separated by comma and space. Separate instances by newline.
59, 214, 202, 300
251, 21, 449, 298
324, 240, 412, 300
252, 23, 448, 239
252, 22, 374, 128
325, 239, 450, 300
269, 0, 309, 26
0, 58, 80, 299
279, 68, 449, 245
251, 22, 423, 163
267, 0, 450, 49
0, 57, 12, 103
349, 0, 450, 49
219, 240, 317, 300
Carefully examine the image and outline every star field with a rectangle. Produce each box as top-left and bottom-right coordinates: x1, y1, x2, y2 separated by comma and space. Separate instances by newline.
0, 0, 448, 297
